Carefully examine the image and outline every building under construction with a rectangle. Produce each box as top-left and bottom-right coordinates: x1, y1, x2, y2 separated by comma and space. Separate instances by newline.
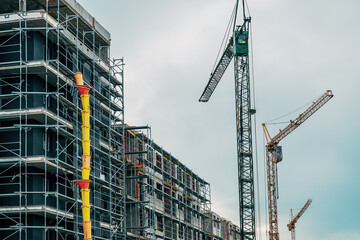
124, 127, 212, 239
0, 0, 124, 239
0, 0, 240, 239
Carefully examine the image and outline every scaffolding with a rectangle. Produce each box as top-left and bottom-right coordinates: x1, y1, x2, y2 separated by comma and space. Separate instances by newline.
124, 126, 154, 239
0, 0, 124, 239
207, 212, 241, 240
124, 126, 212, 240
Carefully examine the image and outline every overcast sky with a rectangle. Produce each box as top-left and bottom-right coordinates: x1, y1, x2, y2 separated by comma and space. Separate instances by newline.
78, 0, 360, 239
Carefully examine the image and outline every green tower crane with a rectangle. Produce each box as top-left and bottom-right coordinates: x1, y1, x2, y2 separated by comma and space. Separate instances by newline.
199, 1, 256, 239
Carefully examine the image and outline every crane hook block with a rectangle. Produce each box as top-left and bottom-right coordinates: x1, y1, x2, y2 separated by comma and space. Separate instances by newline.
235, 30, 249, 56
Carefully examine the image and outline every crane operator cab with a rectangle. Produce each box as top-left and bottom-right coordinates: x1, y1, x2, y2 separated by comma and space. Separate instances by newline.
235, 30, 248, 56
275, 146, 283, 163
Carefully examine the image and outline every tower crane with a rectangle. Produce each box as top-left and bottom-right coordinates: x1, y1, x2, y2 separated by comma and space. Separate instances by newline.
262, 90, 333, 240
288, 199, 312, 240
199, 1, 256, 239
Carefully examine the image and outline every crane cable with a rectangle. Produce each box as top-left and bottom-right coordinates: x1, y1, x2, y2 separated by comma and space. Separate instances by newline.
244, 0, 251, 19
211, 3, 237, 73
246, 0, 264, 239
262, 130, 269, 239
265, 92, 324, 124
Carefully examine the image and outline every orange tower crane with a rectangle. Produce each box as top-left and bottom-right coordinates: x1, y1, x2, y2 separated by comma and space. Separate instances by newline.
73, 72, 92, 240
288, 199, 312, 240
262, 90, 333, 240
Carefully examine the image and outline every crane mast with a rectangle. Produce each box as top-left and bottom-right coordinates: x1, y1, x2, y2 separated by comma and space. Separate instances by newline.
234, 19, 256, 240
262, 90, 333, 240
288, 199, 312, 240
199, 1, 256, 239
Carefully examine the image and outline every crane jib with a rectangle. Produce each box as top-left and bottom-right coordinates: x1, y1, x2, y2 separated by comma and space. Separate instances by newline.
269, 90, 334, 146
199, 42, 234, 102
199, 26, 249, 102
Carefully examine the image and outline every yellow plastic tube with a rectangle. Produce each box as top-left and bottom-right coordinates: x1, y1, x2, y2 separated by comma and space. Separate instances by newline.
74, 73, 93, 240
81, 125, 90, 141
81, 95, 90, 111
82, 140, 91, 156
82, 155, 91, 168
82, 155, 91, 180
81, 205, 91, 223
81, 110, 90, 125
74, 72, 84, 85
82, 167, 91, 180
81, 189, 90, 206
83, 221, 92, 240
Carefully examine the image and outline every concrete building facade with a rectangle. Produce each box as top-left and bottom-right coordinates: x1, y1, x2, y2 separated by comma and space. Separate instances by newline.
124, 127, 212, 239
208, 212, 241, 240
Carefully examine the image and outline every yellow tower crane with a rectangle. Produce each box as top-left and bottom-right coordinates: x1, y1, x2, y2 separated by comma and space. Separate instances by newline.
262, 90, 333, 240
288, 199, 312, 240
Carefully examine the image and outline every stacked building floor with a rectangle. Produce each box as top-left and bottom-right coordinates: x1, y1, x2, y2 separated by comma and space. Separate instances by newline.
0, 0, 242, 239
